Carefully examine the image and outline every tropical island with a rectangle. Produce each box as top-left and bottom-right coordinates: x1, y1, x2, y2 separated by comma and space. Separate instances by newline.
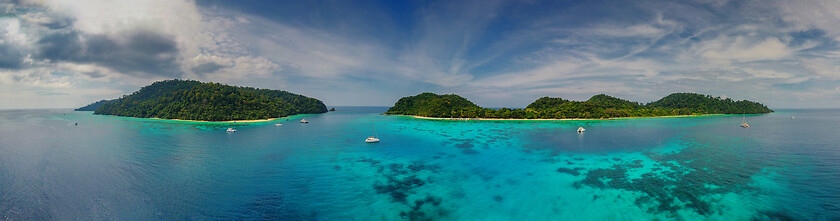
384, 92, 772, 119
74, 99, 114, 111
77, 79, 327, 122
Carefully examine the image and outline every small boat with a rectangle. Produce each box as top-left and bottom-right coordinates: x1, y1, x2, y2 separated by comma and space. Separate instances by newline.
226, 127, 237, 132
365, 123, 380, 143
300, 119, 309, 124
791, 116, 795, 119
275, 123, 283, 126
741, 113, 749, 128
365, 136, 380, 143
577, 127, 585, 133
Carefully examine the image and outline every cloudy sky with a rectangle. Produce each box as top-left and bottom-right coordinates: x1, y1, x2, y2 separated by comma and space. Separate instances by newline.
2, 0, 840, 109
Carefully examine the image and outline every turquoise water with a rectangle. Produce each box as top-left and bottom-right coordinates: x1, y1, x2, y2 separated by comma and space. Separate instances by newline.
0, 107, 838, 220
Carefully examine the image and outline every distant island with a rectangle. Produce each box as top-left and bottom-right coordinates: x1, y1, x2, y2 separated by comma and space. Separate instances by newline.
74, 99, 114, 111
77, 79, 327, 121
385, 92, 772, 119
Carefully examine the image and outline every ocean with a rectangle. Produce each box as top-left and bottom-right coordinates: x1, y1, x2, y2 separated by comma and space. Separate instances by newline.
0, 107, 838, 220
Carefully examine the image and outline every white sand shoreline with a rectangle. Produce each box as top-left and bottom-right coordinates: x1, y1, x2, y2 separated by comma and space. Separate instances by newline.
148, 117, 280, 123
96, 114, 292, 123
386, 114, 726, 121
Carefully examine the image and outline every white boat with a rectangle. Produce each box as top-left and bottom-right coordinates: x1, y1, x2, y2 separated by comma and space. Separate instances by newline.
226, 127, 237, 132
365, 123, 380, 143
791, 116, 795, 119
741, 113, 749, 128
300, 119, 309, 124
365, 136, 380, 143
577, 127, 585, 133
275, 123, 283, 126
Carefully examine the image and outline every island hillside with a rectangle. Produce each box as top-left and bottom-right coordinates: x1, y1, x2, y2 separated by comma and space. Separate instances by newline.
87, 79, 327, 121
75, 99, 113, 111
385, 92, 772, 119
384, 92, 480, 117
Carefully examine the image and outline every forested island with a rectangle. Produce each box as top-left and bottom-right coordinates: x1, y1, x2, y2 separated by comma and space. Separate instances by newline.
74, 99, 113, 111
385, 92, 772, 119
78, 79, 327, 121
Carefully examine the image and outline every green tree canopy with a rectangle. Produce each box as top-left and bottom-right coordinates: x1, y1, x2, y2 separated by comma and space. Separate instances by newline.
92, 79, 327, 121
386, 92, 772, 119
75, 99, 114, 111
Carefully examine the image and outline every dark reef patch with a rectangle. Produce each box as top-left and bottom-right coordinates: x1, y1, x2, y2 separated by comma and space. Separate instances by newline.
556, 167, 584, 176
399, 195, 447, 221
752, 211, 797, 221
493, 195, 503, 202
230, 194, 317, 220
361, 159, 448, 220
357, 157, 381, 165
456, 143, 474, 149
374, 175, 425, 203
461, 149, 480, 155
451, 138, 475, 149
573, 140, 767, 217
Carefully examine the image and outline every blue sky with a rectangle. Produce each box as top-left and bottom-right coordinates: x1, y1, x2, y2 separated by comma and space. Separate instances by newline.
2, 0, 840, 109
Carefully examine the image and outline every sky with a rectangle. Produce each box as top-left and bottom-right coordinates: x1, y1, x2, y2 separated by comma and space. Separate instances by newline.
2, 0, 840, 109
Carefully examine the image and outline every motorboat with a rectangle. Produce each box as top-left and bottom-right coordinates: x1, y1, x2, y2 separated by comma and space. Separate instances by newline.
577, 127, 585, 133
300, 119, 309, 124
226, 127, 237, 132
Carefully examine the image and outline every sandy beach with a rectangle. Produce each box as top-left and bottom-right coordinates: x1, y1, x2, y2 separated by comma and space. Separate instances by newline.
95, 115, 286, 123
148, 117, 281, 123
391, 114, 726, 121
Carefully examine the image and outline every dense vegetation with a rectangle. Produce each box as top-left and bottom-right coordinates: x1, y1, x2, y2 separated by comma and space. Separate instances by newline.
647, 93, 772, 114
93, 79, 327, 121
385, 92, 772, 119
75, 99, 113, 111
383, 93, 480, 118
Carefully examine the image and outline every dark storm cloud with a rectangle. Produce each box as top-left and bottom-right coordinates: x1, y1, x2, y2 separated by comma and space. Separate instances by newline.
35, 31, 181, 77
0, 43, 24, 68
190, 62, 225, 75
36, 31, 83, 60
39, 17, 72, 29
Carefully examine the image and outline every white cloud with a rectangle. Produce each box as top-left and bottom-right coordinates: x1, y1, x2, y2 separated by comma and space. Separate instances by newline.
0, 64, 144, 108
739, 68, 793, 79
697, 36, 793, 63
32, 0, 201, 41
801, 58, 840, 79
212, 13, 386, 80
185, 55, 281, 82
0, 68, 71, 89
471, 59, 585, 88
587, 24, 667, 38
776, 0, 840, 39
0, 18, 29, 46
528, 81, 640, 97
471, 55, 660, 89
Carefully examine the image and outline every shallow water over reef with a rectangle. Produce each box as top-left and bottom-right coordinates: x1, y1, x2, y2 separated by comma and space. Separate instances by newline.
0, 107, 838, 220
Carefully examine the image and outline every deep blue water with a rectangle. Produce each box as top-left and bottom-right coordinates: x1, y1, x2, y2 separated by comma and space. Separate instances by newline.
0, 107, 838, 220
